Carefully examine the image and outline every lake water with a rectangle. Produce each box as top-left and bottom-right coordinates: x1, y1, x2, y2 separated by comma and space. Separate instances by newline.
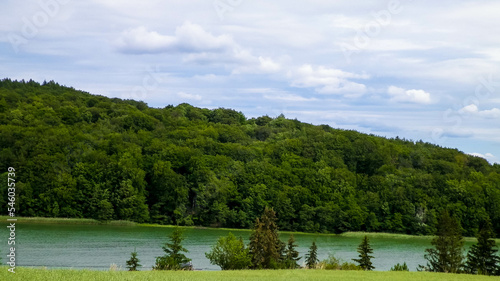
1, 223, 475, 271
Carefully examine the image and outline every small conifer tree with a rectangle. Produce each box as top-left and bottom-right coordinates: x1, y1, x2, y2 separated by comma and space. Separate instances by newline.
419, 210, 464, 273
465, 219, 500, 275
282, 235, 301, 269
248, 207, 281, 269
126, 248, 141, 271
353, 235, 375, 270
305, 241, 319, 269
154, 227, 192, 270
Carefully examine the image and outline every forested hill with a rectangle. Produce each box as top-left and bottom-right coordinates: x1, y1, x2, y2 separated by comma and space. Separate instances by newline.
1, 79, 499, 237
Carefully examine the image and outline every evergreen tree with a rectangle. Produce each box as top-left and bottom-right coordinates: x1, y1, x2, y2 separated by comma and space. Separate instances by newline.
125, 248, 141, 271
282, 235, 301, 269
419, 210, 464, 273
305, 241, 318, 269
352, 235, 375, 270
248, 207, 281, 269
465, 219, 500, 275
205, 232, 252, 270
154, 227, 192, 270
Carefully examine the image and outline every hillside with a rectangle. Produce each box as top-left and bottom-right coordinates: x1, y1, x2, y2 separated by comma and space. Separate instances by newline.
0, 79, 499, 236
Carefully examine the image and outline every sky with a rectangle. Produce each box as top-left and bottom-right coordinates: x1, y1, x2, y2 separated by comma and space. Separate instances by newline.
1, 0, 499, 163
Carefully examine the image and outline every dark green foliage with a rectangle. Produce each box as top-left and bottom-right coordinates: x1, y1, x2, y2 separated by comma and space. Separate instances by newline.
281, 235, 301, 269
205, 232, 252, 270
248, 207, 281, 269
1, 79, 500, 237
154, 228, 191, 270
126, 249, 141, 271
390, 262, 409, 271
352, 235, 375, 270
419, 210, 464, 273
465, 219, 500, 275
305, 241, 319, 269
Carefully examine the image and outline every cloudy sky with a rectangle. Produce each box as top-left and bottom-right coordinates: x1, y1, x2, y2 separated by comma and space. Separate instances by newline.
1, 0, 499, 163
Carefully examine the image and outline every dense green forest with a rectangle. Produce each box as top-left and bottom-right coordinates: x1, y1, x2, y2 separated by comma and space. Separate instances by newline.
1, 79, 499, 237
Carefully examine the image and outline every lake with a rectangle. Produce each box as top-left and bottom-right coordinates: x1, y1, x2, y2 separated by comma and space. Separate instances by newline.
1, 223, 475, 271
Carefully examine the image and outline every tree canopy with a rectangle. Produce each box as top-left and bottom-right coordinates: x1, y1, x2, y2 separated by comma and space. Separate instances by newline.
1, 79, 500, 237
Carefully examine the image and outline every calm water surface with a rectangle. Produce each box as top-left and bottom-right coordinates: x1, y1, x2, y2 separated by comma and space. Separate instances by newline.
1, 223, 475, 271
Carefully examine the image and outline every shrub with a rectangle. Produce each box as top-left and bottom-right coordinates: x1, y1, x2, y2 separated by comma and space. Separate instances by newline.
390, 262, 409, 271
318, 254, 361, 270
205, 232, 252, 270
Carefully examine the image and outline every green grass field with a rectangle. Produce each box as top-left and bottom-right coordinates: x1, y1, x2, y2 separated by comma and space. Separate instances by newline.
1, 267, 498, 281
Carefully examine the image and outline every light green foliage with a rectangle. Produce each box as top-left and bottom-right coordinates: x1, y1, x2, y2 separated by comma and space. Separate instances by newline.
2, 267, 497, 281
205, 232, 252, 270
318, 254, 361, 270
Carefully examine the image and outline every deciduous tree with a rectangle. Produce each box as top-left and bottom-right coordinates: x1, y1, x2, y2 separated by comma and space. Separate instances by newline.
205, 232, 251, 270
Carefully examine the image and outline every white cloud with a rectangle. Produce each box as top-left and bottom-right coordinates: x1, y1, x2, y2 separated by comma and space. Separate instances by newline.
177, 91, 202, 101
468, 152, 498, 164
460, 104, 478, 114
192, 74, 226, 83
288, 64, 368, 96
231, 56, 282, 74
387, 86, 431, 104
263, 93, 317, 102
460, 104, 500, 119
479, 108, 500, 119
258, 56, 281, 73
116, 22, 235, 54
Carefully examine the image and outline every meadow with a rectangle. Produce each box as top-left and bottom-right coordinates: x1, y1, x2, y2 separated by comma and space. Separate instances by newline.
1, 267, 499, 281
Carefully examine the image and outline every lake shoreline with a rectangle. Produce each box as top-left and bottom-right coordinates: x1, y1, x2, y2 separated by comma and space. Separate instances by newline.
3, 215, 495, 242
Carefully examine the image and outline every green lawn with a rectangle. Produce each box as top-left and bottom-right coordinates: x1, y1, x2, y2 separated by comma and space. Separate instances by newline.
1, 267, 498, 281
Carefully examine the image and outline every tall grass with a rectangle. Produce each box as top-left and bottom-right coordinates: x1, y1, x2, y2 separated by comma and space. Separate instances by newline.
1, 267, 498, 281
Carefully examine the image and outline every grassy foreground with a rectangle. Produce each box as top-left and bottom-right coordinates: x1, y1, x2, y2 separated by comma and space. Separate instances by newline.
1, 267, 499, 281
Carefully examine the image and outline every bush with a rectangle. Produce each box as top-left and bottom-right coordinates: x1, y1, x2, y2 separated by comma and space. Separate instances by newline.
318, 255, 361, 270
205, 232, 252, 270
390, 262, 409, 271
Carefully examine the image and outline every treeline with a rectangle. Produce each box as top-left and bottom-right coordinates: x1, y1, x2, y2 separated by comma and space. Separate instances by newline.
1, 79, 500, 237
127, 207, 375, 271
128, 207, 500, 276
